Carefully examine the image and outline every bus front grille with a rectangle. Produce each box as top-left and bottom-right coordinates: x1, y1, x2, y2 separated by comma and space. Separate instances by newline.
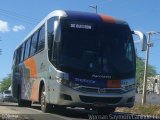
76, 86, 125, 94
79, 95, 122, 104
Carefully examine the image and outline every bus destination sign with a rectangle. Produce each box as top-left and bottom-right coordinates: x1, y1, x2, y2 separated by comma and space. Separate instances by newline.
70, 23, 92, 30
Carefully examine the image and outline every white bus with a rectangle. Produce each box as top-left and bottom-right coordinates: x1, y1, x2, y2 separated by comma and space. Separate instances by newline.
12, 10, 146, 114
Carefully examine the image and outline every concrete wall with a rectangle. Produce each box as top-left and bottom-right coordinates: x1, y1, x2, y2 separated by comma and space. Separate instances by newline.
135, 94, 160, 104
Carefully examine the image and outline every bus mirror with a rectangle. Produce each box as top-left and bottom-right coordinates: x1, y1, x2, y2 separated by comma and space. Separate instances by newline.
54, 20, 61, 42
132, 30, 147, 51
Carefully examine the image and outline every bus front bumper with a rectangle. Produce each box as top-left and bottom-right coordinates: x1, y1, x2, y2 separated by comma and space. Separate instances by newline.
50, 85, 135, 108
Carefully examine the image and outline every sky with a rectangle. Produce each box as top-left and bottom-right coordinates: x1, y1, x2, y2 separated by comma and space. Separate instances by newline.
0, 0, 160, 80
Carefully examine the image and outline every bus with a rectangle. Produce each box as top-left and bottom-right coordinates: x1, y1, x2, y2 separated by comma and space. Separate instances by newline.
11, 10, 146, 114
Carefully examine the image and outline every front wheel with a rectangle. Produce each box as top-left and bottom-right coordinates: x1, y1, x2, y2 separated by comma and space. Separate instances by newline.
40, 86, 53, 113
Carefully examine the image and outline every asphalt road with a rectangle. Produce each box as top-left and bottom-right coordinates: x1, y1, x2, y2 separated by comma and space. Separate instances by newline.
0, 102, 159, 120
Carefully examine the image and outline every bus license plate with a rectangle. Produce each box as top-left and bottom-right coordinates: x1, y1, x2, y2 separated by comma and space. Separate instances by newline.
94, 103, 106, 107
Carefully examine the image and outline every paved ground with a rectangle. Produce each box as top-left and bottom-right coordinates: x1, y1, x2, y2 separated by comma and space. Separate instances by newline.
0, 102, 159, 120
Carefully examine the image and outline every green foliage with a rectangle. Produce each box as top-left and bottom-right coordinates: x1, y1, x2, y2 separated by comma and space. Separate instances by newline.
136, 57, 157, 92
136, 57, 145, 88
0, 74, 11, 92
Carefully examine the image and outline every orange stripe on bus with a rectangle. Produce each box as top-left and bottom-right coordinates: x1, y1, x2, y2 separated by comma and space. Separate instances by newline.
24, 57, 39, 101
30, 80, 39, 101
24, 58, 37, 78
107, 80, 121, 88
100, 14, 116, 23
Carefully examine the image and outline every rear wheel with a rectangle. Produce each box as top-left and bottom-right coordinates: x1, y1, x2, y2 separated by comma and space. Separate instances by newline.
40, 85, 53, 113
97, 107, 116, 114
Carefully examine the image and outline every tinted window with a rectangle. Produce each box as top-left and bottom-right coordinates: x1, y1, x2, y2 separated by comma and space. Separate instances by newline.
15, 47, 22, 65
4, 90, 11, 94
24, 38, 31, 60
30, 32, 38, 56
60, 23, 99, 73
59, 21, 135, 79
20, 43, 25, 62
37, 25, 45, 51
13, 51, 17, 65
101, 24, 135, 75
47, 17, 55, 61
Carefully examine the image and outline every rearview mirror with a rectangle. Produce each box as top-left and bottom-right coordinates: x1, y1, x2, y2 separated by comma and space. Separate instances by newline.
132, 30, 147, 51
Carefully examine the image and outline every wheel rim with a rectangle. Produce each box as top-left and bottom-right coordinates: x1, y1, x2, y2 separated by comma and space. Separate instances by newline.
41, 87, 46, 108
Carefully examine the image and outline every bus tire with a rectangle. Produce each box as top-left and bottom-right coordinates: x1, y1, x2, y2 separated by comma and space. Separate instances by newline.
40, 85, 53, 113
96, 107, 116, 114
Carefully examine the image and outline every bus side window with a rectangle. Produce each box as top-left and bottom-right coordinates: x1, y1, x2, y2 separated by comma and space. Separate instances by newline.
13, 51, 17, 66
20, 43, 25, 62
18, 47, 22, 64
15, 50, 18, 65
15, 47, 21, 65
30, 31, 38, 56
37, 25, 45, 52
24, 38, 31, 60
47, 17, 55, 61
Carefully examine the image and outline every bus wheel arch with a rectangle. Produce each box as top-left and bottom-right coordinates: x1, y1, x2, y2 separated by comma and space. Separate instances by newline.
39, 80, 44, 103
39, 81, 53, 113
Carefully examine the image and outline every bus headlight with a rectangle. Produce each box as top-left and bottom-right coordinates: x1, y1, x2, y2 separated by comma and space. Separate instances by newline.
123, 84, 135, 91
56, 78, 80, 89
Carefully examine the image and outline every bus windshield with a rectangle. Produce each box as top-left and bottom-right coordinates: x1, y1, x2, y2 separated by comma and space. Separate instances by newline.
58, 21, 135, 78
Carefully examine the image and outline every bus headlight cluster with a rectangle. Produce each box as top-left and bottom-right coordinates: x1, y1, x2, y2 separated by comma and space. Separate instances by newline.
123, 84, 135, 91
57, 78, 80, 88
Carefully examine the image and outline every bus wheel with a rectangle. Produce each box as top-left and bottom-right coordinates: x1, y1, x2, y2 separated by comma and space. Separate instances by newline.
96, 107, 116, 114
40, 86, 53, 113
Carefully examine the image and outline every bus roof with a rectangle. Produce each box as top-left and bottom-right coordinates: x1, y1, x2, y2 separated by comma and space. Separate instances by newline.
65, 10, 127, 24
15, 10, 127, 50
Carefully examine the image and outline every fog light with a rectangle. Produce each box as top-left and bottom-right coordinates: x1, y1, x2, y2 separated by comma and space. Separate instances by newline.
62, 94, 72, 101
127, 97, 135, 103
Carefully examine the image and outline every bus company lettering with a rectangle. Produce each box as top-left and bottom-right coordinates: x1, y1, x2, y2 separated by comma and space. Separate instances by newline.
92, 74, 111, 79
70, 24, 92, 29
75, 78, 96, 84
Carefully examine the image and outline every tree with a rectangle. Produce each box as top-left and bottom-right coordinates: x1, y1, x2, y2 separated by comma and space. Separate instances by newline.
136, 57, 157, 93
0, 74, 11, 92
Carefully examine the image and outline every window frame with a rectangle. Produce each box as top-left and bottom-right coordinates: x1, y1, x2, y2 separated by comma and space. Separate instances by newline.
30, 31, 39, 57
37, 25, 45, 52
24, 38, 31, 60
20, 43, 25, 62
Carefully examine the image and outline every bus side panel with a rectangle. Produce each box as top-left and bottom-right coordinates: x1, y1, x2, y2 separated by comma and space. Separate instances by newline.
21, 57, 39, 101
34, 50, 50, 103
11, 65, 21, 99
